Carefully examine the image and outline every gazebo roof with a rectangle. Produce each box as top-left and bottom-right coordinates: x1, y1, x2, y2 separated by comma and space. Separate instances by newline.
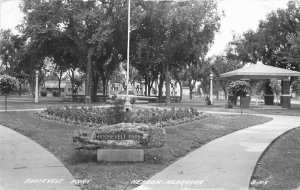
220, 63, 300, 80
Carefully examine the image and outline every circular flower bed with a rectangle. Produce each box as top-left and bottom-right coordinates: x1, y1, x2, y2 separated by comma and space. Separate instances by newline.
39, 105, 206, 128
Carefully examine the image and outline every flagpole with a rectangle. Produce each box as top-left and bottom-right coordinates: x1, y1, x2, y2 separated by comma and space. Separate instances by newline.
126, 0, 131, 100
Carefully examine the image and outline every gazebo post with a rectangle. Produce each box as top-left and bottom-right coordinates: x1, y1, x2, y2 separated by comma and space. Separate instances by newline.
280, 78, 291, 108
264, 79, 274, 105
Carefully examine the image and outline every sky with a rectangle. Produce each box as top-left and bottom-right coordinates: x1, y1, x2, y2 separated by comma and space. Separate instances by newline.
0, 0, 291, 56
207, 0, 290, 56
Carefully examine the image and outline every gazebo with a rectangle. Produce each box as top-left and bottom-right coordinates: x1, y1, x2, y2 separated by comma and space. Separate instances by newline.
220, 63, 300, 108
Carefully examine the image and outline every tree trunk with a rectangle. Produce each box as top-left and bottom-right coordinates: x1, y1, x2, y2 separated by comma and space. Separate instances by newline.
4, 95, 7, 112
102, 77, 107, 96
106, 80, 109, 95
148, 78, 155, 96
165, 63, 170, 105
70, 70, 75, 102
188, 80, 195, 100
178, 80, 183, 100
58, 78, 61, 97
189, 89, 193, 100
144, 76, 148, 96
85, 47, 94, 104
148, 83, 152, 96
19, 83, 22, 96
30, 75, 35, 98
158, 74, 164, 100
222, 86, 228, 100
91, 73, 100, 102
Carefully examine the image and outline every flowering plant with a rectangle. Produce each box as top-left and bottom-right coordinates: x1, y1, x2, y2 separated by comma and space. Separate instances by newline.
229, 80, 250, 97
0, 75, 18, 95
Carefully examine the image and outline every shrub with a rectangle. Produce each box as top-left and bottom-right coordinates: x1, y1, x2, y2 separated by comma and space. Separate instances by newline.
40, 89, 47, 97
152, 88, 157, 95
52, 90, 59, 97
226, 101, 233, 109
130, 97, 137, 105
0, 75, 18, 95
106, 98, 126, 124
0, 75, 18, 111
205, 96, 211, 105
111, 94, 117, 100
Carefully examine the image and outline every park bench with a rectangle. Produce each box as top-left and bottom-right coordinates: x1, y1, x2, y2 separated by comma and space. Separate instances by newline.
95, 95, 110, 102
63, 95, 85, 102
63, 95, 110, 102
159, 96, 181, 103
135, 96, 159, 103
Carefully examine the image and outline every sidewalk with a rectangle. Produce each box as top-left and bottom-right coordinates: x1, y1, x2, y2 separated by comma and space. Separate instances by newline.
0, 125, 80, 190
134, 113, 300, 190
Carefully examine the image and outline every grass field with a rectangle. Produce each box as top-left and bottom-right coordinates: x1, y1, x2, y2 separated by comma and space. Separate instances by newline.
250, 126, 300, 190
0, 96, 106, 110
0, 110, 272, 190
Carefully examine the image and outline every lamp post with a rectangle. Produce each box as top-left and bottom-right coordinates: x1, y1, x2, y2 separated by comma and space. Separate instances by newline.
35, 70, 39, 103
210, 73, 213, 105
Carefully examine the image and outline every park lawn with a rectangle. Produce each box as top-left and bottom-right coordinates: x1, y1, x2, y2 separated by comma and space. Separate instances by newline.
0, 99, 107, 110
0, 111, 272, 190
250, 126, 300, 190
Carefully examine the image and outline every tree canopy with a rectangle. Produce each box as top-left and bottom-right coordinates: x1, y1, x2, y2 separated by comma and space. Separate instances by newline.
1, 0, 221, 104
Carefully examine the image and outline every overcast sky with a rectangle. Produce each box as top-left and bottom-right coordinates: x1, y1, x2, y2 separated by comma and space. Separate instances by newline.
0, 0, 291, 56
207, 0, 290, 56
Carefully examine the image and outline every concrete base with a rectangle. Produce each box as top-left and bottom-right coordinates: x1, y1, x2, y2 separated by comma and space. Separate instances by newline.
228, 95, 237, 105
264, 95, 274, 105
280, 95, 291, 108
240, 96, 250, 109
97, 149, 144, 162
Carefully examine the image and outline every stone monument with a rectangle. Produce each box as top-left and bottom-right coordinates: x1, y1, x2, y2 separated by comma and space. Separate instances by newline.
73, 123, 165, 162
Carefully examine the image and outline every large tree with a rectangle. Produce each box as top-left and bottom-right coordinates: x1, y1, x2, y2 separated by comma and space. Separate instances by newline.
132, 0, 221, 104
19, 0, 114, 102
211, 56, 243, 99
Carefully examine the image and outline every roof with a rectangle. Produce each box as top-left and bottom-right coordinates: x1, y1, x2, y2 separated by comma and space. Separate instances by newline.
44, 80, 67, 88
220, 63, 300, 80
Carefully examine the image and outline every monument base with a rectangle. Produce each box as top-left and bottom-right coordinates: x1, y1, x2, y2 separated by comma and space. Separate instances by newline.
97, 149, 144, 162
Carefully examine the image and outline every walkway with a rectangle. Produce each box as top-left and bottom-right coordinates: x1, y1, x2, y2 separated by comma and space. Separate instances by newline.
0, 105, 111, 112
0, 125, 80, 190
134, 113, 300, 190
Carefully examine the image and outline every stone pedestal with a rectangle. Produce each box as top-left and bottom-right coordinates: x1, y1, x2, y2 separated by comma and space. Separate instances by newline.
280, 95, 291, 108
228, 95, 237, 105
264, 95, 274, 105
97, 149, 144, 162
240, 96, 250, 109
